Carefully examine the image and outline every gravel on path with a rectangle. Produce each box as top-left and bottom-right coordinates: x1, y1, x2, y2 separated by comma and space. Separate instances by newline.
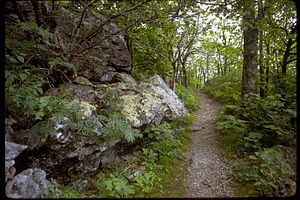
182, 91, 236, 197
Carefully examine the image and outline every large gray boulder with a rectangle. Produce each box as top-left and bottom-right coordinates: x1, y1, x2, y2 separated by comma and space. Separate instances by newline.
146, 75, 189, 118
111, 74, 189, 127
5, 168, 50, 198
56, 6, 132, 82
5, 141, 28, 161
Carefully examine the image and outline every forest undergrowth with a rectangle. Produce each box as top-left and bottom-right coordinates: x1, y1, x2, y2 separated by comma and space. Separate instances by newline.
202, 73, 296, 197
44, 86, 198, 198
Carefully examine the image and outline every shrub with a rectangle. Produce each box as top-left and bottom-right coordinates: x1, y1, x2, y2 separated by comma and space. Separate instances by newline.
175, 85, 200, 112
233, 146, 296, 197
201, 71, 242, 104
5, 22, 76, 122
87, 116, 192, 198
217, 93, 296, 155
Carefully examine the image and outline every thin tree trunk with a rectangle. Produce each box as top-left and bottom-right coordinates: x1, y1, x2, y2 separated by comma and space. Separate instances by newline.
171, 63, 177, 91
206, 52, 209, 84
182, 64, 188, 87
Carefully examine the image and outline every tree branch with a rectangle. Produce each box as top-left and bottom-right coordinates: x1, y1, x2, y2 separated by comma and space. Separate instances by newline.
70, 0, 152, 57
71, 0, 98, 43
74, 18, 140, 56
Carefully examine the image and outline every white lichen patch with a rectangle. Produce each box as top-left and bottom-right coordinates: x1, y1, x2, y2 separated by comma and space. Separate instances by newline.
119, 91, 167, 127
65, 100, 97, 119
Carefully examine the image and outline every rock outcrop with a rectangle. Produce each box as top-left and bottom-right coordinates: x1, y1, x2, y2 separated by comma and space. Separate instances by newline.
56, 6, 132, 82
5, 0, 132, 84
4, 1, 189, 198
11, 115, 116, 178
112, 75, 189, 127
10, 74, 188, 179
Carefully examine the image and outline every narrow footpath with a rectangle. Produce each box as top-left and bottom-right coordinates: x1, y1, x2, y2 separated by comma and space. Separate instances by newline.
182, 91, 236, 197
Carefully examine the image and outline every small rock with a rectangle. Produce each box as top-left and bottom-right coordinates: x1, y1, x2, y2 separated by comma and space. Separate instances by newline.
5, 168, 50, 198
5, 141, 28, 160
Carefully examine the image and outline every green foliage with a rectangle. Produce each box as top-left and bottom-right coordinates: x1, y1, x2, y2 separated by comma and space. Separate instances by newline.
144, 122, 185, 163
217, 93, 296, 155
91, 159, 161, 198
173, 113, 196, 127
201, 71, 242, 104
233, 146, 295, 197
5, 22, 75, 122
85, 116, 192, 198
175, 85, 200, 112
95, 172, 134, 198
131, 26, 171, 82
65, 89, 142, 147
95, 89, 142, 146
46, 178, 84, 198
132, 171, 159, 194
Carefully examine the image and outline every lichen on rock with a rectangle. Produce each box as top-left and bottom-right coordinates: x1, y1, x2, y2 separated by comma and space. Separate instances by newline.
119, 91, 168, 127
109, 74, 189, 128
74, 76, 95, 87
64, 99, 97, 119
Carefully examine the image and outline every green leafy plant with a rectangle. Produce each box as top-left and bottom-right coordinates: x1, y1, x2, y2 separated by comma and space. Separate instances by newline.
94, 172, 134, 198
45, 178, 84, 198
175, 85, 200, 112
217, 93, 296, 155
5, 22, 76, 124
133, 171, 160, 195
201, 71, 242, 104
233, 146, 295, 197
95, 89, 143, 146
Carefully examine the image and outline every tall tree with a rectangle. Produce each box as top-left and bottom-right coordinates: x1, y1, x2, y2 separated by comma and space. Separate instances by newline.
241, 0, 258, 97
258, 0, 265, 98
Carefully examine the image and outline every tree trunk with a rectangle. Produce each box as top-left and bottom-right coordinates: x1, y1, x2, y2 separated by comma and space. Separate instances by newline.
282, 36, 296, 75
206, 52, 210, 84
241, 0, 258, 97
171, 63, 177, 92
259, 30, 265, 98
222, 29, 228, 75
181, 62, 188, 87
265, 40, 270, 93
224, 57, 228, 75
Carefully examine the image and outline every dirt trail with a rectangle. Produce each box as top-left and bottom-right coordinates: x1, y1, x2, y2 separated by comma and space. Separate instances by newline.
182, 91, 235, 197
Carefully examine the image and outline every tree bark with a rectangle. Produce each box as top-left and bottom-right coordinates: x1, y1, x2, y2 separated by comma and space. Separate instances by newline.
206, 52, 210, 84
259, 30, 265, 97
241, 0, 258, 97
171, 62, 177, 91
264, 40, 270, 93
